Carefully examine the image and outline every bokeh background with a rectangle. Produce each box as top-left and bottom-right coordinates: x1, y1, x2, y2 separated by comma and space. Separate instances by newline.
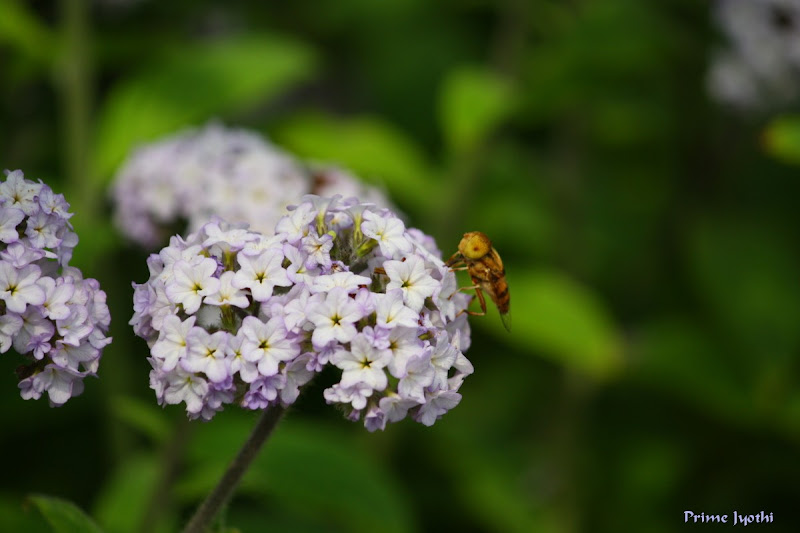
2, 0, 800, 531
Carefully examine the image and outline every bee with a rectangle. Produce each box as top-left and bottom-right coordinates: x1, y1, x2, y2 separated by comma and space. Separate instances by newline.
446, 231, 511, 331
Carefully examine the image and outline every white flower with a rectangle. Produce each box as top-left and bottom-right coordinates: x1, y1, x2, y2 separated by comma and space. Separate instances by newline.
0, 313, 23, 353
182, 329, 230, 383
379, 394, 419, 423
55, 305, 92, 346
384, 256, 439, 312
0, 170, 41, 215
361, 209, 412, 258
374, 289, 419, 329
0, 263, 45, 313
25, 211, 61, 249
331, 334, 391, 390
275, 201, 315, 243
415, 390, 461, 427
284, 245, 318, 286
311, 271, 371, 294
307, 287, 364, 348
240, 316, 299, 377
227, 332, 259, 383
281, 353, 315, 404
398, 350, 435, 403
38, 277, 75, 320
301, 232, 333, 269
0, 207, 24, 243
386, 326, 424, 378
151, 315, 196, 372
323, 382, 374, 410
430, 331, 459, 391
233, 248, 290, 302
204, 271, 249, 308
165, 257, 220, 314
163, 367, 209, 414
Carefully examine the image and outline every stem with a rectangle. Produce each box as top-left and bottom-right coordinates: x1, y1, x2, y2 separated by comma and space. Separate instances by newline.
59, 0, 92, 209
182, 407, 286, 533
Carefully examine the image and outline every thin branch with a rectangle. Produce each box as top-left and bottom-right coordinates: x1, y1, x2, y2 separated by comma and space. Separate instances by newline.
182, 407, 286, 533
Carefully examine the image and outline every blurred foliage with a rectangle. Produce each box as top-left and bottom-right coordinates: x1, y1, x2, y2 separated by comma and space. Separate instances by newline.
2, 0, 800, 532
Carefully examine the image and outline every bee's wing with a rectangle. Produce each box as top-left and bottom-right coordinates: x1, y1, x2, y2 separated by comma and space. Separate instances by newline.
500, 311, 511, 332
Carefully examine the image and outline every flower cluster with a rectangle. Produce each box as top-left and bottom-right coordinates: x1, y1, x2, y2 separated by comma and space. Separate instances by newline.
131, 197, 473, 430
708, 0, 800, 109
111, 123, 393, 248
0, 170, 112, 405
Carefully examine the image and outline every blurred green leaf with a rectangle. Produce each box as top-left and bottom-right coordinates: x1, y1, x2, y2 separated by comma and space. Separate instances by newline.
764, 115, 800, 165
180, 415, 415, 533
28, 495, 104, 533
438, 66, 513, 153
632, 317, 752, 423
93, 34, 317, 180
109, 396, 171, 444
0, 0, 55, 66
276, 112, 439, 211
686, 218, 800, 352
92, 455, 163, 533
0, 497, 49, 533
484, 269, 623, 379
457, 458, 561, 533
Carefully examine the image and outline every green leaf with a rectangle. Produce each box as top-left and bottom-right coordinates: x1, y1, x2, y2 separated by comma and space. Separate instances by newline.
457, 459, 562, 533
28, 495, 104, 533
0, 497, 49, 532
276, 112, 439, 211
483, 269, 623, 379
109, 395, 171, 444
764, 115, 800, 164
439, 66, 514, 153
0, 0, 55, 66
179, 415, 416, 533
92, 455, 164, 533
93, 34, 317, 180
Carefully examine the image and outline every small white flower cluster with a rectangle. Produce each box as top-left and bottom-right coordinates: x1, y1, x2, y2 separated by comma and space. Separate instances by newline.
131, 196, 473, 430
111, 123, 392, 248
708, 0, 800, 109
0, 170, 112, 406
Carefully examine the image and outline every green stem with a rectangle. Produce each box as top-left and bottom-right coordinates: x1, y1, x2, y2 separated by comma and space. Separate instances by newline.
182, 407, 287, 533
59, 0, 92, 211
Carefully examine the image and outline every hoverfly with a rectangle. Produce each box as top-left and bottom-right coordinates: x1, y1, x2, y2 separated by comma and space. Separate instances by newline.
446, 231, 511, 331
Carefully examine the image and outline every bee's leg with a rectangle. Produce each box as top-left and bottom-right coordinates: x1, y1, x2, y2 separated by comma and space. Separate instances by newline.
456, 286, 487, 317
446, 252, 464, 267
473, 286, 488, 314
450, 266, 469, 271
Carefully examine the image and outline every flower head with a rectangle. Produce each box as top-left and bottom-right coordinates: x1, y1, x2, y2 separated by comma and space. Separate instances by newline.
111, 123, 396, 249
0, 170, 111, 406
709, 0, 800, 109
131, 198, 472, 429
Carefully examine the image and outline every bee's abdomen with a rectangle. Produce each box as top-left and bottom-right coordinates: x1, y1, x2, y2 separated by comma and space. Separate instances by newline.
494, 280, 510, 314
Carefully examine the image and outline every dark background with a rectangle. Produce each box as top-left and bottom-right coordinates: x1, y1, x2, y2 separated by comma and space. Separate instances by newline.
2, 0, 800, 531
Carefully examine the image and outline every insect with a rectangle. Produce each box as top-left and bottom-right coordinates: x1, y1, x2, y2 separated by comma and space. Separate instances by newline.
446, 231, 511, 331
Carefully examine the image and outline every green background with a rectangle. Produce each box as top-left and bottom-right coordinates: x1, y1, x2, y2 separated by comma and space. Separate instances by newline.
2, 0, 800, 531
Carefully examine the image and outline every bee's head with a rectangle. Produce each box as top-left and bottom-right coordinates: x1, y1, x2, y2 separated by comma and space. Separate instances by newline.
458, 231, 492, 259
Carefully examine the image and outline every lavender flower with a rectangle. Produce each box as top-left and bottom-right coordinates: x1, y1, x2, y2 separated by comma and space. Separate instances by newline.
111, 124, 394, 248
0, 170, 112, 406
131, 198, 472, 429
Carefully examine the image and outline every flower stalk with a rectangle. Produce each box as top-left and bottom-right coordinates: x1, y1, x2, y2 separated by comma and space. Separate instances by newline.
182, 406, 286, 533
